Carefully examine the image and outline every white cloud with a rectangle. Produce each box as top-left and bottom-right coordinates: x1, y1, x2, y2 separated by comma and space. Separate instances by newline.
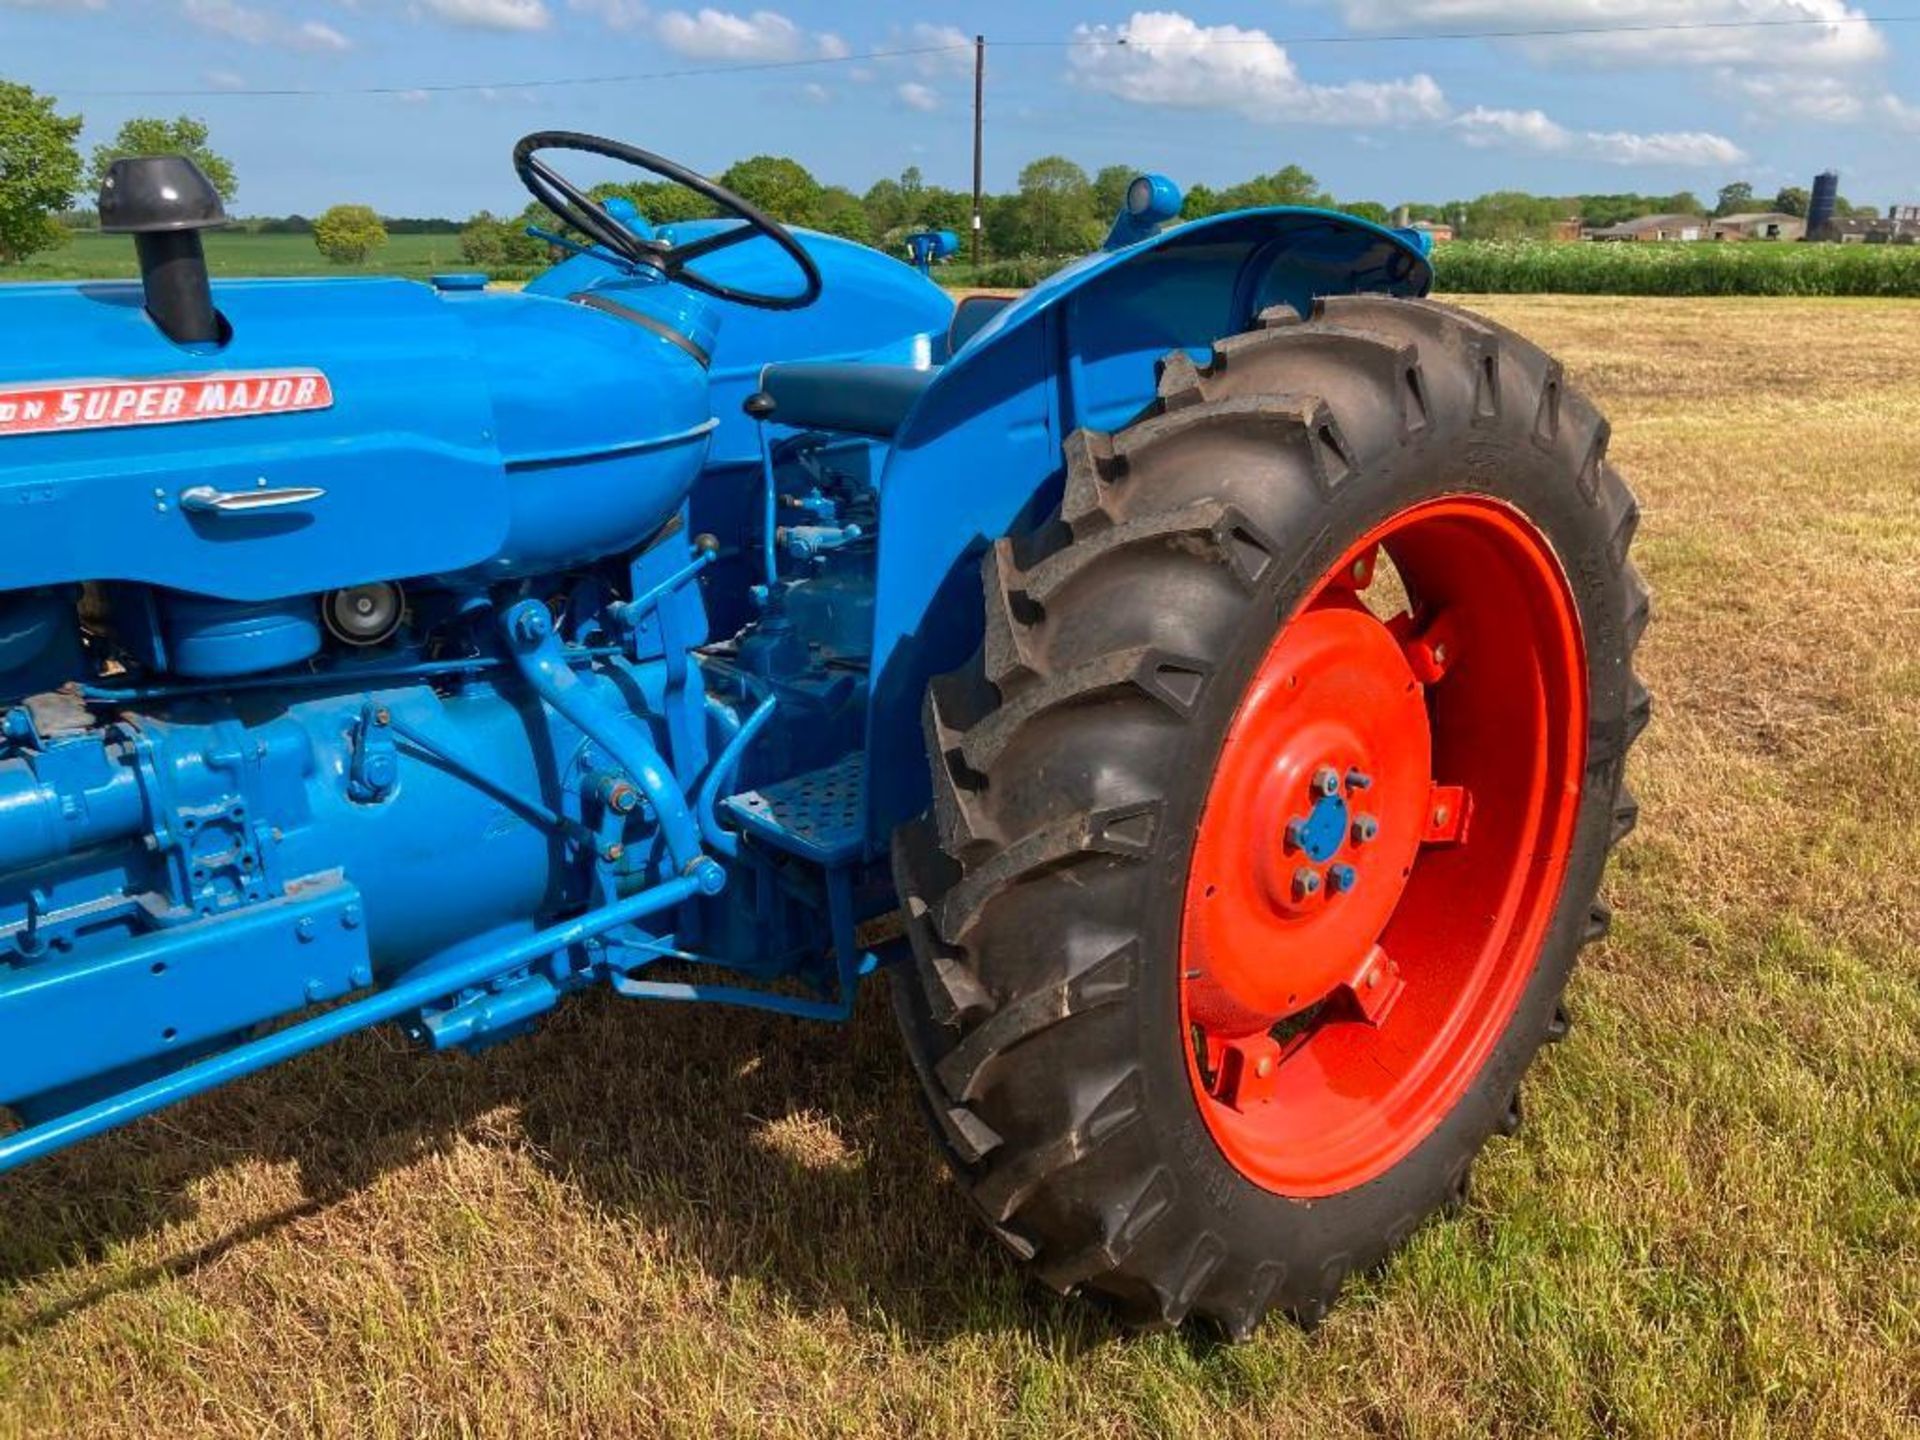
183, 0, 351, 49
1337, 1, 1884, 70
816, 31, 847, 59
655, 7, 803, 59
203, 68, 248, 89
1454, 105, 1746, 166
395, 88, 431, 103
1068, 10, 1447, 126
296, 18, 349, 48
903, 21, 972, 74
1883, 95, 1920, 132
1717, 68, 1866, 123
800, 81, 831, 103
568, 0, 646, 29
0, 0, 106, 9
1453, 105, 1571, 151
421, 0, 550, 30
896, 80, 939, 111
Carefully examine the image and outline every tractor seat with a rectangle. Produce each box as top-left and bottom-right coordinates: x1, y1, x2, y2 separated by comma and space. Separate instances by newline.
750, 362, 937, 439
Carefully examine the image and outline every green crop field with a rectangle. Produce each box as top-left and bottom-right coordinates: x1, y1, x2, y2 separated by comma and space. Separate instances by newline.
0, 295, 1914, 1439
948, 239, 1920, 297
12, 230, 1920, 297
1431, 239, 1920, 296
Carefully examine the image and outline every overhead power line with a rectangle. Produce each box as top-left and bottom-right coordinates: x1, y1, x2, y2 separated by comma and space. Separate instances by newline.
52, 13, 1920, 100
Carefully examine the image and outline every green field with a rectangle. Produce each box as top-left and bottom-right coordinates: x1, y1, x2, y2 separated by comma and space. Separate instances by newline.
0, 296, 1914, 1438
950, 239, 1920, 297
2, 229, 473, 282
1432, 238, 1920, 296
14, 230, 1920, 297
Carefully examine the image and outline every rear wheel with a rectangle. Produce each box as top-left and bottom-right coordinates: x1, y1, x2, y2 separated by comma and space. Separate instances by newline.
892, 297, 1649, 1335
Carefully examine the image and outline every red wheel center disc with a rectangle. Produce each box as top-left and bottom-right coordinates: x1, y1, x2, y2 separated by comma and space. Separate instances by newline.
1185, 606, 1429, 1036
1179, 497, 1587, 1199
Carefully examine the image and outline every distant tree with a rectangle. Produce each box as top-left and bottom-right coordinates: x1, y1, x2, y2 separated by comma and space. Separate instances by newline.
1662, 191, 1706, 217
1010, 155, 1100, 255
863, 177, 907, 235
1773, 186, 1811, 219
1218, 165, 1328, 211
718, 155, 822, 227
1181, 183, 1220, 220
313, 204, 388, 265
1341, 200, 1392, 225
1092, 164, 1138, 220
588, 179, 713, 226
1715, 181, 1755, 217
1463, 191, 1564, 240
913, 186, 972, 232
815, 185, 872, 244
0, 81, 84, 264
459, 210, 544, 269
89, 115, 236, 203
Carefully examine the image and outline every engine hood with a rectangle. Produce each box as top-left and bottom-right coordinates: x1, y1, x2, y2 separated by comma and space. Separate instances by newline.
0, 276, 712, 602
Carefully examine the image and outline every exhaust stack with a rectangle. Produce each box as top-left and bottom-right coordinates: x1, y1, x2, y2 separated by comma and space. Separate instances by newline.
97, 155, 228, 346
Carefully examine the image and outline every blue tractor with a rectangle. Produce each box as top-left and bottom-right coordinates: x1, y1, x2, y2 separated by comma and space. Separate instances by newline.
0, 135, 1646, 1335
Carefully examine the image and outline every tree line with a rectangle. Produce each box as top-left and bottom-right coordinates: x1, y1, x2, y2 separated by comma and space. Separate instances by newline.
0, 79, 1878, 272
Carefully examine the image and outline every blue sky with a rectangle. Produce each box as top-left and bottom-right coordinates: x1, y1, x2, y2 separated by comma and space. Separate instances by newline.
6, 1, 1920, 217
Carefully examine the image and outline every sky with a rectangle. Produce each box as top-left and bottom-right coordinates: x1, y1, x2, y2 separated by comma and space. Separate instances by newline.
6, 1, 1920, 218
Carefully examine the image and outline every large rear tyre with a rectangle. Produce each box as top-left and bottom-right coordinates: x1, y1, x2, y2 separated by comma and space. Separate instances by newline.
892, 297, 1649, 1336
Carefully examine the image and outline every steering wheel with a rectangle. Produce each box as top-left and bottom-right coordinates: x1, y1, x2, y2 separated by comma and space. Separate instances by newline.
512, 130, 823, 312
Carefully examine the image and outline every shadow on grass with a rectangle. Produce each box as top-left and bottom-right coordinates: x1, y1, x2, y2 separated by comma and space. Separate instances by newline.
0, 983, 1150, 1357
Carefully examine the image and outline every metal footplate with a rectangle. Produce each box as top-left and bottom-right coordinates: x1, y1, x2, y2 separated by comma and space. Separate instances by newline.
721, 753, 866, 865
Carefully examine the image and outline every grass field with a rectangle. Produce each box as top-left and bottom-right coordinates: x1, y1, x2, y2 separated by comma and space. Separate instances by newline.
0, 297, 1916, 1439
2, 230, 471, 282
15, 230, 1920, 297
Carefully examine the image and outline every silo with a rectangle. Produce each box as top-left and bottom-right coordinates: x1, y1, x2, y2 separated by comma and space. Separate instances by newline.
1809, 171, 1841, 236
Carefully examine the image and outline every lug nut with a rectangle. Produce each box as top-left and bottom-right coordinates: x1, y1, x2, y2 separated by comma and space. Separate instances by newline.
1352, 813, 1380, 845
1312, 766, 1341, 798
1293, 867, 1323, 899
1284, 817, 1310, 851
1346, 768, 1373, 791
1328, 864, 1359, 895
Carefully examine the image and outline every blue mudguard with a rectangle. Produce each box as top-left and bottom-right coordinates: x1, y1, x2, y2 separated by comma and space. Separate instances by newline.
861, 207, 1433, 834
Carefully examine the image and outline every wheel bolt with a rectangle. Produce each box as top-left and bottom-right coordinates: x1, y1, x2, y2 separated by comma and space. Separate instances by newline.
1352, 813, 1380, 845
1328, 864, 1359, 895
1312, 766, 1341, 798
1284, 818, 1310, 852
1293, 867, 1323, 899
1346, 768, 1373, 792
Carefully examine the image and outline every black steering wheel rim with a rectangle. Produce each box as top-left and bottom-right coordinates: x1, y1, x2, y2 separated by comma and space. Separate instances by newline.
511, 130, 823, 312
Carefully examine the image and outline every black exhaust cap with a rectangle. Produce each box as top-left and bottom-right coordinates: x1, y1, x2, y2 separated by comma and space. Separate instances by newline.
98, 156, 228, 346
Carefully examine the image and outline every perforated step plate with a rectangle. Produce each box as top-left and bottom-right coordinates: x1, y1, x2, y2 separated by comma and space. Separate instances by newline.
722, 753, 866, 866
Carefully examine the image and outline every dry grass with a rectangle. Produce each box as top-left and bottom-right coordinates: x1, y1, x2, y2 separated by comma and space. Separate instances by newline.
2, 297, 1916, 1439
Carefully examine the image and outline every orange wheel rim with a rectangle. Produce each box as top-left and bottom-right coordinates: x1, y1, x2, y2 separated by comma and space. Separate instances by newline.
1180, 496, 1588, 1197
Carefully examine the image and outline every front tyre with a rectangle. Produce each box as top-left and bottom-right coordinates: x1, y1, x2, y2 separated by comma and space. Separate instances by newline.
892, 297, 1649, 1336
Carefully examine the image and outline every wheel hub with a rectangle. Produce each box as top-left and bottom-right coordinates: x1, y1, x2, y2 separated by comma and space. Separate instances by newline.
1186, 604, 1430, 1036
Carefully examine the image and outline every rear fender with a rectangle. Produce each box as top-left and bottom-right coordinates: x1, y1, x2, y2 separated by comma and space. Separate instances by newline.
864, 208, 1432, 837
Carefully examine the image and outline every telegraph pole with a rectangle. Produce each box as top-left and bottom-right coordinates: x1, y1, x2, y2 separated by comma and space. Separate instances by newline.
971, 34, 985, 268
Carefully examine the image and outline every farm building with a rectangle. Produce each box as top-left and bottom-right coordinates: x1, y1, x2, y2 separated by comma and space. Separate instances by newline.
1709, 212, 1806, 242
1588, 214, 1710, 242
1811, 213, 1920, 244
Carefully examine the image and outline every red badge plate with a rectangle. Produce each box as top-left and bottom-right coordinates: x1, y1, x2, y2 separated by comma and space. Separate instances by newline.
0, 369, 333, 439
